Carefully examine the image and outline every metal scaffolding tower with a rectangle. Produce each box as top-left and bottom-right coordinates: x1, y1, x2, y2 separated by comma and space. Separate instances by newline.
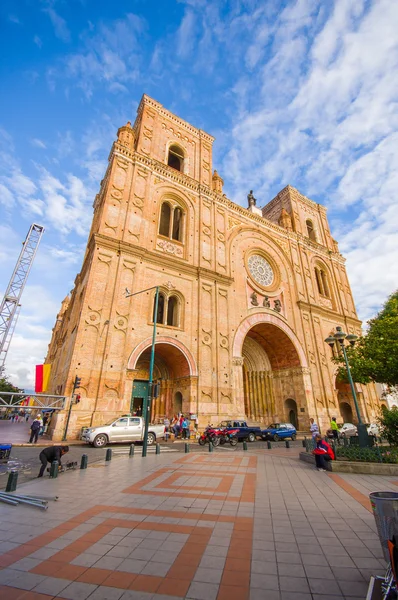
0, 223, 44, 373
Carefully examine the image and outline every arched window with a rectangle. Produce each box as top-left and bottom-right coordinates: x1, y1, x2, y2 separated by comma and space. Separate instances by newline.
306, 220, 316, 241
159, 203, 171, 237
315, 266, 331, 298
152, 292, 182, 328
155, 293, 165, 324
167, 144, 184, 172
172, 207, 183, 241
167, 296, 178, 327
158, 201, 185, 243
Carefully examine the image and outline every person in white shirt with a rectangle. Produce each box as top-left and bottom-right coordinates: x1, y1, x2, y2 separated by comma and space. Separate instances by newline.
310, 418, 319, 439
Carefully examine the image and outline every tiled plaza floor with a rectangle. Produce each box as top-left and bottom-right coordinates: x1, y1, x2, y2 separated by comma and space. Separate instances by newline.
0, 448, 390, 599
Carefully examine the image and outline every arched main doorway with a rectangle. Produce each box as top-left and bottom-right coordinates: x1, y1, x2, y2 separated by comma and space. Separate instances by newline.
336, 380, 356, 423
128, 338, 197, 422
339, 401, 354, 423
234, 316, 309, 424
285, 398, 298, 429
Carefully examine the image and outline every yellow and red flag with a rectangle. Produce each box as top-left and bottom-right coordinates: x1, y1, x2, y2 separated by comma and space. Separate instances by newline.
35, 364, 51, 393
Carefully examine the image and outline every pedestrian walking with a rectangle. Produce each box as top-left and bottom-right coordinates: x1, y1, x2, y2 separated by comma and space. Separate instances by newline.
330, 417, 340, 444
37, 446, 69, 478
310, 417, 319, 439
29, 416, 42, 444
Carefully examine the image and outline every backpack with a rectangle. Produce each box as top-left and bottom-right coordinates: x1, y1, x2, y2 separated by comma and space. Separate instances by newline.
31, 420, 41, 432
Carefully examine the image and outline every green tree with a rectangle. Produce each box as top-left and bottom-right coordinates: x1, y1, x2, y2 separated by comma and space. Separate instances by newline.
377, 405, 398, 447
334, 290, 398, 386
0, 374, 23, 393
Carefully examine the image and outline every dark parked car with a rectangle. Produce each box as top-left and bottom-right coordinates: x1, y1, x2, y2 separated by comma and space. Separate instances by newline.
262, 423, 297, 441
218, 420, 262, 442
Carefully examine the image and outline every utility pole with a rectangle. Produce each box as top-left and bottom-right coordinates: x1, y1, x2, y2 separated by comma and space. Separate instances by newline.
0, 224, 44, 373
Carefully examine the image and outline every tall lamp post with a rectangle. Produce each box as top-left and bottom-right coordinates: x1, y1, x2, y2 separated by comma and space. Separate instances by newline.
324, 326, 368, 447
125, 285, 159, 458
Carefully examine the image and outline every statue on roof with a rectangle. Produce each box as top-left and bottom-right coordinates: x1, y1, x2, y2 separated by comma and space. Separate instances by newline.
247, 190, 257, 208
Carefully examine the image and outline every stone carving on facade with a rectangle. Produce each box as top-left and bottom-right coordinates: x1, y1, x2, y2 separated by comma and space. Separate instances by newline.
263, 295, 271, 308
274, 299, 282, 312
85, 309, 101, 328
110, 187, 123, 200
114, 314, 128, 331
98, 252, 112, 264
228, 216, 241, 230
156, 239, 183, 256
219, 334, 229, 349
165, 281, 176, 290
202, 329, 212, 345
133, 195, 145, 208
250, 292, 259, 306
232, 357, 244, 366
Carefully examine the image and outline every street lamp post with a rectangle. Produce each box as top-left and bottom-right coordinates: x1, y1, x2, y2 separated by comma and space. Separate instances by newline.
125, 285, 159, 458
325, 326, 368, 447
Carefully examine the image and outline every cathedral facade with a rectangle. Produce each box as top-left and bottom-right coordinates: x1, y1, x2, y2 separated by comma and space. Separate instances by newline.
46, 94, 381, 440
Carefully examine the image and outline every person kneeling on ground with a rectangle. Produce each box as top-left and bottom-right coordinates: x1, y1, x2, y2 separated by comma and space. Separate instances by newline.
312, 434, 335, 471
38, 445, 69, 478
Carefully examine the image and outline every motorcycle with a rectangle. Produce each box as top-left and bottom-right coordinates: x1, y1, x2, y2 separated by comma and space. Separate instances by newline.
198, 425, 223, 447
220, 428, 239, 447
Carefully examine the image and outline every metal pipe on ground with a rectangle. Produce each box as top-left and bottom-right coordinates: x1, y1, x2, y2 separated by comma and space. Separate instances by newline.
0, 496, 18, 506
0, 493, 47, 505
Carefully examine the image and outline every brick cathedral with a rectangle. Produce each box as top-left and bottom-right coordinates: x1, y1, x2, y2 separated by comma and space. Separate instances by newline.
45, 95, 381, 440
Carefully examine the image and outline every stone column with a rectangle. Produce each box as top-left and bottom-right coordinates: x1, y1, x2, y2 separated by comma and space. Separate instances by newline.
232, 357, 246, 416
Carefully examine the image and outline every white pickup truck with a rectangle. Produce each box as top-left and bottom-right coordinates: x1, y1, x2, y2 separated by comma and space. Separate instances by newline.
81, 416, 165, 448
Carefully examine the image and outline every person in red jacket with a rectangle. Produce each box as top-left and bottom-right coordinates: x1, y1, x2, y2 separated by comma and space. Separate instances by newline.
312, 434, 335, 471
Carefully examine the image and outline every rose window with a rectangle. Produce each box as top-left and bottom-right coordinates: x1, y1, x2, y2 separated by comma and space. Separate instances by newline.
248, 254, 274, 287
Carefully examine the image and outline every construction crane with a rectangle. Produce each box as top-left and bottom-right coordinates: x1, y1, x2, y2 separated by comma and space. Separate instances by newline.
0, 223, 44, 374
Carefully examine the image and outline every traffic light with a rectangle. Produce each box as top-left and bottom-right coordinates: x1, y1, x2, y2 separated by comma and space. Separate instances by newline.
73, 376, 81, 391
75, 394, 81, 404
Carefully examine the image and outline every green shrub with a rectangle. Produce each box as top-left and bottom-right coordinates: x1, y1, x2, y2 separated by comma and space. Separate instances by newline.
336, 445, 398, 464
377, 406, 398, 447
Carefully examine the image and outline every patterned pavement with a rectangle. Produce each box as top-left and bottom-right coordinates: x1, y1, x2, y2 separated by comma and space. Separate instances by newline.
0, 448, 391, 599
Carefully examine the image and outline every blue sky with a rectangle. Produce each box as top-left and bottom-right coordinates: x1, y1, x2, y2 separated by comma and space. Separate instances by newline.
1, 0, 397, 389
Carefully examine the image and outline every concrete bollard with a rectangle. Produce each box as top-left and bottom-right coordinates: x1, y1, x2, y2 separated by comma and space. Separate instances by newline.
208, 442, 213, 453
267, 441, 272, 450
156, 443, 160, 455
49, 461, 59, 478
105, 448, 112, 461
129, 444, 135, 457
185, 443, 190, 453
6, 470, 18, 492
80, 454, 88, 469
285, 440, 290, 449
243, 441, 248, 451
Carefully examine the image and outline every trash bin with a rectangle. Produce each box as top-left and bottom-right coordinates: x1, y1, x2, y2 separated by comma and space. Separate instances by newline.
369, 491, 398, 562
0, 444, 12, 460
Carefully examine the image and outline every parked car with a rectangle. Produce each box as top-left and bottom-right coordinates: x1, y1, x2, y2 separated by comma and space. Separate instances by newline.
262, 423, 297, 441
218, 420, 262, 442
81, 416, 165, 448
367, 423, 380, 437
339, 422, 357, 438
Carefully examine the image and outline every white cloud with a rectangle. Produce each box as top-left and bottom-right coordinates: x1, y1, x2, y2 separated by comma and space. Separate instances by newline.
43, 7, 71, 42
30, 138, 47, 149
61, 13, 145, 98
33, 35, 42, 48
